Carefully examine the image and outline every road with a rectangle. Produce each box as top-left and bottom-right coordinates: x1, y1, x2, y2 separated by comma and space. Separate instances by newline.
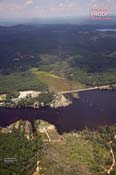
59, 84, 116, 95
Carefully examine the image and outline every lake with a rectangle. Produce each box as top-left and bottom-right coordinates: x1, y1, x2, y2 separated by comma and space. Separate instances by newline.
0, 90, 116, 134
96, 29, 116, 32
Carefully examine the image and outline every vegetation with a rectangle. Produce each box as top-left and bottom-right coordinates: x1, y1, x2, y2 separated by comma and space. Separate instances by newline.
0, 24, 116, 91
0, 129, 43, 175
0, 120, 116, 175
0, 70, 48, 93
6, 90, 19, 102
31, 68, 83, 92
0, 24, 116, 175
17, 92, 54, 107
0, 67, 83, 94
40, 126, 116, 175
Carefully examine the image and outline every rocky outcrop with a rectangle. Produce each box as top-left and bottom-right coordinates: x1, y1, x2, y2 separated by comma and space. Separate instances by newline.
0, 120, 33, 140
50, 94, 72, 108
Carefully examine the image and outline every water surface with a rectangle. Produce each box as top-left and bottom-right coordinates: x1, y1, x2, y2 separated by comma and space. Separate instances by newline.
96, 29, 116, 32
0, 90, 116, 134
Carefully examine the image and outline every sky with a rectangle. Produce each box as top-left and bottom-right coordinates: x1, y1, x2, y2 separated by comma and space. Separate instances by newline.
0, 0, 116, 19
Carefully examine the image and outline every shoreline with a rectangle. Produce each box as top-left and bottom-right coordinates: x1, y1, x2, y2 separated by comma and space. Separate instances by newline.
0, 84, 116, 108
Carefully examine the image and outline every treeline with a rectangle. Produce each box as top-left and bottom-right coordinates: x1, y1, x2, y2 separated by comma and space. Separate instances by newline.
0, 70, 48, 94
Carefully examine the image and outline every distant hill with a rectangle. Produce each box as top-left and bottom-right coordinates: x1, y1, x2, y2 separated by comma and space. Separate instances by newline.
0, 15, 116, 26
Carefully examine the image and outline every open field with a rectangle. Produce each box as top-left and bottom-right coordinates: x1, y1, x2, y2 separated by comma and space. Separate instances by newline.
31, 68, 84, 92
0, 68, 84, 94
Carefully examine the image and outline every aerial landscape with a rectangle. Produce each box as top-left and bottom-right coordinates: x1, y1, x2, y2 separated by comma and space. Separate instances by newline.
0, 0, 116, 175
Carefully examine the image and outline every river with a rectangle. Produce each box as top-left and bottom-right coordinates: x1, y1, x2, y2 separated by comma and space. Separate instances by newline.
0, 89, 116, 134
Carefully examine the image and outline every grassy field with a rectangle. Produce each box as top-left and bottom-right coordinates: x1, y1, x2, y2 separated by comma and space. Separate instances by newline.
31, 68, 84, 92
0, 68, 84, 94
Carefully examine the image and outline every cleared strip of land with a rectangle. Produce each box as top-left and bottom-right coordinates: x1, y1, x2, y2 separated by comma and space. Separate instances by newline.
60, 84, 116, 94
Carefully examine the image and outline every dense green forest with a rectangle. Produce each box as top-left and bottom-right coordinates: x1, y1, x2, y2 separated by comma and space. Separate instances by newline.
0, 24, 116, 93
0, 129, 43, 175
